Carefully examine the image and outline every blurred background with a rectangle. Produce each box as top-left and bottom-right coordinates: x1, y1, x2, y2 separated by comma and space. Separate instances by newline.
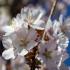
0, 0, 70, 19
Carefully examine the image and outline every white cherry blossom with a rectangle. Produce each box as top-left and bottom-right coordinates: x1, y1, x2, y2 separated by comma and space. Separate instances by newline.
20, 6, 46, 30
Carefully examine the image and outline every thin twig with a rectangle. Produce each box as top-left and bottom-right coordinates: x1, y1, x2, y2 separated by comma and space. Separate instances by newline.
42, 0, 57, 41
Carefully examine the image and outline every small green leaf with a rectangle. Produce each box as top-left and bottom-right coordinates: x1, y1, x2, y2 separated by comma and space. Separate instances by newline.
35, 59, 41, 65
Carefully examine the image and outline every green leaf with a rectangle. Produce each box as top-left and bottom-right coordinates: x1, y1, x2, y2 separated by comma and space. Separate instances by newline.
35, 59, 41, 65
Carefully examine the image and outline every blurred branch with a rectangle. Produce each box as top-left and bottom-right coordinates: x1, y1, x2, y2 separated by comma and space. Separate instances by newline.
25, 46, 39, 70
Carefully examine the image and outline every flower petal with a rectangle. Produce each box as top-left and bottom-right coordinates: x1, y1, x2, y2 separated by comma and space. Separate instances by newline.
2, 48, 15, 60
26, 41, 38, 50
27, 28, 37, 41
2, 26, 15, 36
18, 49, 28, 56
2, 38, 13, 49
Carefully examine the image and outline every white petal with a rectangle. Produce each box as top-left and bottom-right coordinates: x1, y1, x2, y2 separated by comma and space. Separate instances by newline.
57, 47, 62, 55
27, 28, 37, 41
2, 26, 15, 36
15, 26, 28, 39
13, 18, 23, 29
33, 11, 45, 25
2, 48, 15, 60
57, 55, 63, 70
53, 20, 60, 35
15, 55, 25, 64
18, 49, 28, 56
65, 40, 69, 44
60, 43, 69, 48
30, 24, 44, 30
41, 40, 46, 44
56, 39, 60, 44
59, 14, 63, 24
31, 20, 45, 30
26, 41, 38, 50
2, 38, 13, 49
